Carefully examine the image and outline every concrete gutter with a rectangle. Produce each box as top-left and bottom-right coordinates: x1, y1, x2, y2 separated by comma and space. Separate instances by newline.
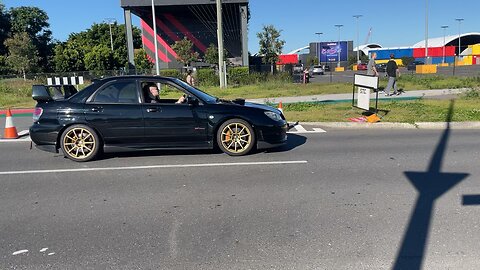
302, 121, 480, 129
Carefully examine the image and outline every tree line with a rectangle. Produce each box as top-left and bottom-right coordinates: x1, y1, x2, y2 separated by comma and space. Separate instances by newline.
0, 3, 152, 78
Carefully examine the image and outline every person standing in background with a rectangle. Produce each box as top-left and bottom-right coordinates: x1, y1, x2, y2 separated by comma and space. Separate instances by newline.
385, 54, 400, 96
367, 52, 378, 76
186, 70, 195, 87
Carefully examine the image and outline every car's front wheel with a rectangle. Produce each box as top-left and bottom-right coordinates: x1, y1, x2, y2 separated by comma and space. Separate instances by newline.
60, 124, 101, 162
217, 119, 255, 156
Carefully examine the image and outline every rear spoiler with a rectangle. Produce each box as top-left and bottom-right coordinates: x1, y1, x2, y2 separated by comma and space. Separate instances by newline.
32, 85, 78, 102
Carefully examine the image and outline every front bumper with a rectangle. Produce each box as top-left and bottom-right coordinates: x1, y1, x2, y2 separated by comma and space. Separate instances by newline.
256, 123, 288, 150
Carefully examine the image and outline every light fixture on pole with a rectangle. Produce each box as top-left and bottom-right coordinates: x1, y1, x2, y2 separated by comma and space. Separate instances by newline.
455, 18, 464, 57
104, 18, 116, 52
441, 25, 449, 63
334, 24, 343, 68
151, 0, 160, 75
353, 15, 362, 64
315, 32, 323, 65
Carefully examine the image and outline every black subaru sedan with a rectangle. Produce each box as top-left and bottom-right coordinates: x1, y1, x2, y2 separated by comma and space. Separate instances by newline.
30, 76, 288, 162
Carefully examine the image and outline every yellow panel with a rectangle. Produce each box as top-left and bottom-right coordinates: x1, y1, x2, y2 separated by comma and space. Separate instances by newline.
375, 59, 403, 65
353, 65, 358, 71
416, 64, 437, 74
463, 56, 472, 65
335, 67, 345, 72
472, 44, 480, 55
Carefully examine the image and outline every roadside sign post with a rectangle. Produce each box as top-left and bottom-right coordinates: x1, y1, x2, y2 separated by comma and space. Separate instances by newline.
352, 74, 379, 114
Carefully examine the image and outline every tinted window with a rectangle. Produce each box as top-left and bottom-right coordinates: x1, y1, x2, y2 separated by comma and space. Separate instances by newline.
93, 81, 138, 104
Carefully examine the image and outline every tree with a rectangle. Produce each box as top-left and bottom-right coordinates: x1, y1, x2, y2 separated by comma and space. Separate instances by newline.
257, 25, 285, 71
9, 6, 53, 71
204, 44, 219, 66
84, 45, 114, 71
53, 41, 85, 72
53, 22, 142, 72
171, 37, 199, 66
134, 48, 153, 72
4, 32, 39, 79
0, 2, 10, 55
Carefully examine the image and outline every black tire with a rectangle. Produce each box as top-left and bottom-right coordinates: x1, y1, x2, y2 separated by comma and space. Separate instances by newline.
216, 119, 256, 156
60, 124, 101, 162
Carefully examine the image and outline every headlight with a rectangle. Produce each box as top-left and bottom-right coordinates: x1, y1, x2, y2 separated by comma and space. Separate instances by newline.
264, 111, 282, 121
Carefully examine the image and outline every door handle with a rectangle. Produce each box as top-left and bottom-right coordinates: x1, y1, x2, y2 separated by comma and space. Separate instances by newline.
146, 108, 159, 113
91, 107, 103, 112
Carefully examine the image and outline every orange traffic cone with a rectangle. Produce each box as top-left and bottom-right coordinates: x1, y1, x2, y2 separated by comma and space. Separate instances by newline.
278, 101, 283, 114
3, 108, 18, 139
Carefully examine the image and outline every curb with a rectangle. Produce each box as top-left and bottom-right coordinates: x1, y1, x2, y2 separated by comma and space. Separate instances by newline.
302, 121, 480, 129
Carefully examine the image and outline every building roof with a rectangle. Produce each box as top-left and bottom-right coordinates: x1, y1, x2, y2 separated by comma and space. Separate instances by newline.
412, 32, 480, 48
121, 0, 248, 7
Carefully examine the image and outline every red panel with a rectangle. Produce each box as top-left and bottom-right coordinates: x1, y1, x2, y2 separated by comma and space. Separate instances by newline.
277, 54, 298, 65
414, 46, 456, 58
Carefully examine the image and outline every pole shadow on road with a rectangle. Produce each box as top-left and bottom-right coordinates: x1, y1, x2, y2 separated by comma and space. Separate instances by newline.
392, 100, 470, 270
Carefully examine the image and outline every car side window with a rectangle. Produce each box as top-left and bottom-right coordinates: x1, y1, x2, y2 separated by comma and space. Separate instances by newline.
93, 81, 139, 104
141, 81, 187, 104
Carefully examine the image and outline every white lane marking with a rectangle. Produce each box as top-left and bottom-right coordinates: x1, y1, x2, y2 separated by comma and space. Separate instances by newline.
313, 127, 327, 133
18, 130, 29, 136
0, 160, 308, 176
48, 252, 55, 256
12, 249, 28, 255
0, 136, 31, 142
288, 125, 327, 134
40, 248, 48, 253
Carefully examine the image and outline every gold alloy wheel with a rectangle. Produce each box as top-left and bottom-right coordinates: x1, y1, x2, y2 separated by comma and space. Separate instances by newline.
220, 122, 252, 154
62, 127, 96, 160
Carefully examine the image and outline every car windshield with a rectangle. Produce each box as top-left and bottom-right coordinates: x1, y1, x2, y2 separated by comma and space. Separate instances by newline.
173, 78, 218, 104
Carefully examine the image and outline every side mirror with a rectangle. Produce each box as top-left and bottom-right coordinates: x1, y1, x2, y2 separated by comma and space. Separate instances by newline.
187, 96, 199, 106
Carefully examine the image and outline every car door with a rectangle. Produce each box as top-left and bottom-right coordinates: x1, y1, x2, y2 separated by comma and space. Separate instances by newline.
139, 79, 209, 148
84, 79, 144, 145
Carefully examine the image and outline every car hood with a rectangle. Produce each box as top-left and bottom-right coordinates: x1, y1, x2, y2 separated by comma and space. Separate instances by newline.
217, 99, 282, 114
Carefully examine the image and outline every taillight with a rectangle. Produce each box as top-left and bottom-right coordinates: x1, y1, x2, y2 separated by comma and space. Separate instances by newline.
33, 107, 43, 122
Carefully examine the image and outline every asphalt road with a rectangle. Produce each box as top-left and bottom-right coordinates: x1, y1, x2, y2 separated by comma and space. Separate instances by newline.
0, 127, 479, 269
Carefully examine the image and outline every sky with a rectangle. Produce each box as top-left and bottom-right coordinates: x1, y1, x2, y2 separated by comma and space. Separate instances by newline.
3, 0, 479, 54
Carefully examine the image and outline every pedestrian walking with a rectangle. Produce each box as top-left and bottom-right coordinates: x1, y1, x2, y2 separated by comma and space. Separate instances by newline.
367, 52, 378, 76
385, 54, 400, 96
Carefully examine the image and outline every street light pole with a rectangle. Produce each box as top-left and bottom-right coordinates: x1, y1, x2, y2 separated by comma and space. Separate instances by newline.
151, 0, 160, 75
104, 18, 116, 52
441, 25, 449, 64
334, 24, 343, 68
315, 32, 323, 65
455, 18, 464, 57
353, 15, 362, 64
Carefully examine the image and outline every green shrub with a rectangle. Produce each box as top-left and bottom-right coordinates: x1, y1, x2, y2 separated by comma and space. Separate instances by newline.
197, 68, 219, 87
228, 67, 249, 85
159, 69, 182, 79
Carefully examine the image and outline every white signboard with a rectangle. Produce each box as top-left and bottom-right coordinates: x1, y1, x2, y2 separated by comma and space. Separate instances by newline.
354, 74, 378, 89
357, 87, 370, 110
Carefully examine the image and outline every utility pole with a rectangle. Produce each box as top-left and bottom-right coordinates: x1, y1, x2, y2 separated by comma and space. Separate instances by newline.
334, 24, 343, 68
151, 0, 160, 75
216, 0, 225, 88
441, 25, 449, 64
315, 32, 323, 65
425, 0, 429, 64
455, 18, 464, 57
104, 18, 116, 52
353, 15, 362, 64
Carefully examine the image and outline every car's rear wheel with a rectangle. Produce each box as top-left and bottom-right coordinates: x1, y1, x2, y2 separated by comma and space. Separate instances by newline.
217, 119, 255, 156
60, 124, 101, 162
